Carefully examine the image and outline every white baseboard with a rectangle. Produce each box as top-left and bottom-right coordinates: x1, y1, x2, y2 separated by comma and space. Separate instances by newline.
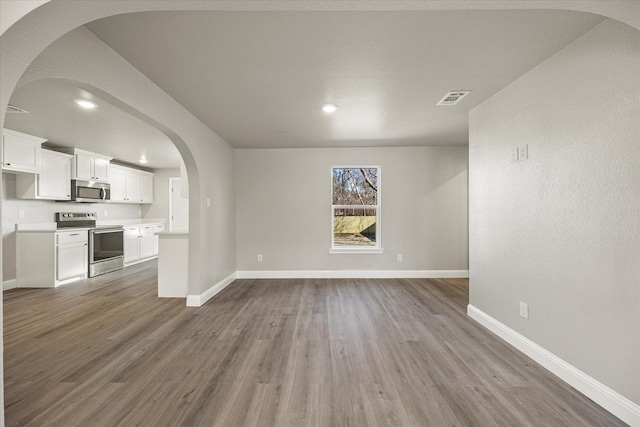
236, 270, 469, 279
123, 255, 158, 268
185, 270, 466, 307
467, 304, 640, 427
186, 272, 237, 307
3, 279, 17, 291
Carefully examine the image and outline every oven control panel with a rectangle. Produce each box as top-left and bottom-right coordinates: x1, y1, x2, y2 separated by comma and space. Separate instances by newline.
57, 212, 97, 220
56, 212, 97, 228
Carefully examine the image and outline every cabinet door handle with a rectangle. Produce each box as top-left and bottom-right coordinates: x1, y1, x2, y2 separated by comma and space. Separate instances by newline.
69, 233, 80, 236
6, 163, 10, 166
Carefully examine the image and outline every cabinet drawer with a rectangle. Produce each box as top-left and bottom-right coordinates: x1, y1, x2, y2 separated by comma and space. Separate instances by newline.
140, 225, 155, 236
56, 231, 88, 244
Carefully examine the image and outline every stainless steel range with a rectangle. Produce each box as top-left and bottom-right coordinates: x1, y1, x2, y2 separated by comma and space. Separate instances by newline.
56, 212, 124, 277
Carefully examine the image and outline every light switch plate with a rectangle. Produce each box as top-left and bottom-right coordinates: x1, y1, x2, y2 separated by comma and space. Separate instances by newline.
519, 144, 528, 160
512, 147, 519, 163
519, 302, 529, 319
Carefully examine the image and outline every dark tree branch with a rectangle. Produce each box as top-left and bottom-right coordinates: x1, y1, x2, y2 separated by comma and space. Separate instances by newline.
360, 168, 377, 192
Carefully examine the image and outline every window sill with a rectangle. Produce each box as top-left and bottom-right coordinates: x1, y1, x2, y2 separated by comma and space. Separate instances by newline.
329, 247, 384, 254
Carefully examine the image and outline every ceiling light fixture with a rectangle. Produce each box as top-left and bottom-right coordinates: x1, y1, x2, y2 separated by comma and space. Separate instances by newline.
139, 157, 148, 164
322, 103, 337, 113
75, 99, 97, 109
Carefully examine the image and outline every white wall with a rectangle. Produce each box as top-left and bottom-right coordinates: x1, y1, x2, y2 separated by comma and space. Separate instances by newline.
1, 172, 141, 282
469, 18, 639, 406
142, 168, 179, 221
236, 146, 468, 272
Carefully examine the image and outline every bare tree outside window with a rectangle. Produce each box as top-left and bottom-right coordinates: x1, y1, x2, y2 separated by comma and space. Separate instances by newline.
332, 167, 380, 248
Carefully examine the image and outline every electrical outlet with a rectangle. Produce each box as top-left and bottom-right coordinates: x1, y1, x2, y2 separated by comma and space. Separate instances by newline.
18, 210, 24, 218
512, 147, 519, 163
519, 144, 528, 160
519, 302, 529, 319
397, 254, 403, 262
207, 198, 211, 208
257, 254, 263, 262
104, 210, 108, 217
138, 209, 141, 216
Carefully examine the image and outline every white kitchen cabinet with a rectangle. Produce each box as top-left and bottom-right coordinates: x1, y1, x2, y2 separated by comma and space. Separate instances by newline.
2, 128, 45, 174
16, 150, 72, 200
153, 224, 166, 255
139, 172, 153, 203
139, 225, 155, 259
16, 229, 88, 288
56, 232, 89, 282
123, 222, 166, 266
124, 226, 141, 264
109, 164, 154, 204
66, 148, 112, 182
109, 164, 127, 202
125, 170, 140, 202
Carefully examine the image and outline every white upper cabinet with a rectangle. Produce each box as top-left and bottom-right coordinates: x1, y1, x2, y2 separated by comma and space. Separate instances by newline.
109, 164, 154, 204
125, 169, 140, 202
16, 149, 72, 200
2, 129, 46, 174
109, 164, 126, 202
69, 148, 112, 182
138, 172, 153, 203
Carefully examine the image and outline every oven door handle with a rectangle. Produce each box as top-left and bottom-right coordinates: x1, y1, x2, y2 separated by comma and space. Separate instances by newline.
92, 229, 123, 235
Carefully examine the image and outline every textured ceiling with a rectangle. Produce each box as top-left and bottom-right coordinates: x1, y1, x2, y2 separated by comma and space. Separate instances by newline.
6, 79, 180, 169
4, 10, 604, 166
85, 10, 603, 149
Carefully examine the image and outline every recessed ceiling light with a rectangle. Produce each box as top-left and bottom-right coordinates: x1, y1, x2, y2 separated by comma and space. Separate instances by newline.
75, 99, 97, 109
322, 103, 337, 113
139, 157, 148, 164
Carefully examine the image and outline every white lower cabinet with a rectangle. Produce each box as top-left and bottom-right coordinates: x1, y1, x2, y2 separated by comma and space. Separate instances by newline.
17, 230, 88, 288
124, 226, 141, 264
56, 233, 89, 282
123, 223, 165, 266
139, 226, 155, 259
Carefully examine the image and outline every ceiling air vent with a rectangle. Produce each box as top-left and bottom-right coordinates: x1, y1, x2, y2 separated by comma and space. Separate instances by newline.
6, 105, 29, 114
437, 91, 470, 106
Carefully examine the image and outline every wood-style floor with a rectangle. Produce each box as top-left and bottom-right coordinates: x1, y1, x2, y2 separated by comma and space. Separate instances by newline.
4, 261, 625, 426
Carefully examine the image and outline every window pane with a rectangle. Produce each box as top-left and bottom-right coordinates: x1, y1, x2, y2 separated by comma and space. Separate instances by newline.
333, 208, 377, 246
332, 168, 378, 205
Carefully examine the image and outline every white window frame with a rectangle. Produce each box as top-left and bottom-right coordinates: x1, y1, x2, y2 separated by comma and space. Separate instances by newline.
329, 165, 383, 254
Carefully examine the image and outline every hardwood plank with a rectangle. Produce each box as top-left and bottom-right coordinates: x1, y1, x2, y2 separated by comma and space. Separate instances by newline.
3, 261, 628, 426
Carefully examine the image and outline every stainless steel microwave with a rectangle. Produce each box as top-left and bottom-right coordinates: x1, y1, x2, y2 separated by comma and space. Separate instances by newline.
71, 179, 110, 203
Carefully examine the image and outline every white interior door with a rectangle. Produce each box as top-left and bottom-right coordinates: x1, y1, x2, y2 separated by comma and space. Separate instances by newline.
170, 178, 189, 232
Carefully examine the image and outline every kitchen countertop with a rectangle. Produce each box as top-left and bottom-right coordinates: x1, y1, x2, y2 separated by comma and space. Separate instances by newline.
16, 218, 166, 232
97, 218, 166, 227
